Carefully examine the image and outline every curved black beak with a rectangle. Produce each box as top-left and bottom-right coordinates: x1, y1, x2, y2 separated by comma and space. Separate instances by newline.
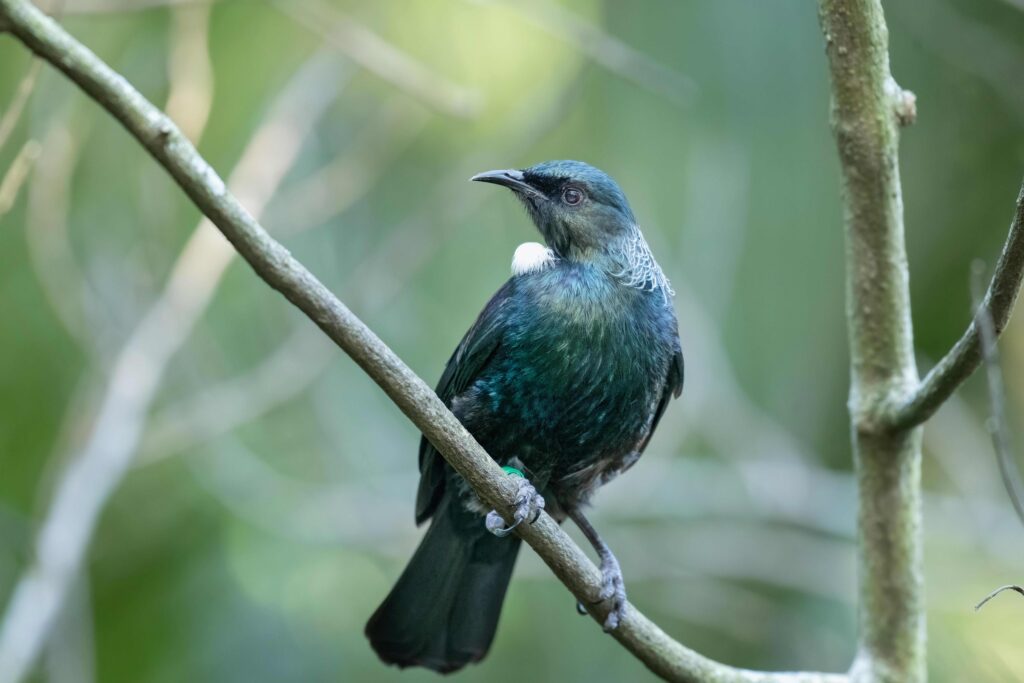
470, 169, 547, 200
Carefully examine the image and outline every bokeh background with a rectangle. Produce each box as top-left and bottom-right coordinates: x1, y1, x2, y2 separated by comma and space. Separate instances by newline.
1, 0, 1024, 681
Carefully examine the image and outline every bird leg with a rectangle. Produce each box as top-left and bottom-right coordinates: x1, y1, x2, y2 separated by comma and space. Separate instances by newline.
568, 506, 626, 631
484, 459, 545, 538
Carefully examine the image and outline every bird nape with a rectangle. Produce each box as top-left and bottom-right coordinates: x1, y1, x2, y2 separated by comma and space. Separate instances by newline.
365, 160, 684, 673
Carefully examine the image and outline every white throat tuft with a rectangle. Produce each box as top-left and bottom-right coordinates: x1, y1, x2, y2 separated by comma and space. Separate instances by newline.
511, 242, 557, 276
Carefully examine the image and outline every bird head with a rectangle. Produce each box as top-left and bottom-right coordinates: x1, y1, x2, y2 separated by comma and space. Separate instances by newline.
471, 160, 637, 260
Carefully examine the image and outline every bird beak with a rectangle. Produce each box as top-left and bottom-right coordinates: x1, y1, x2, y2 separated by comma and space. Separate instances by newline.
470, 169, 547, 200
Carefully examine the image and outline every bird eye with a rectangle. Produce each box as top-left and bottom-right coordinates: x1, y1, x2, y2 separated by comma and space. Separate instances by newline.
562, 187, 584, 206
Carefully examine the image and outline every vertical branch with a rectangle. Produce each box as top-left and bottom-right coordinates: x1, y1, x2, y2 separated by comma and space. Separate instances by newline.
818, 2, 923, 683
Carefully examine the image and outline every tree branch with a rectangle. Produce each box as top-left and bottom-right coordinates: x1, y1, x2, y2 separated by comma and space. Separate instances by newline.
272, 0, 481, 119
23, 121, 103, 354
818, 1, 925, 681
970, 259, 1024, 527
888, 184, 1024, 431
0, 136, 39, 216
975, 584, 1024, 611
0, 56, 41, 152
0, 1, 845, 681
488, 0, 697, 108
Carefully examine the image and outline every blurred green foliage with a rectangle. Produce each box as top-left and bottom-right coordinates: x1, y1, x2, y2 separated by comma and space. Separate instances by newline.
1, 0, 1024, 681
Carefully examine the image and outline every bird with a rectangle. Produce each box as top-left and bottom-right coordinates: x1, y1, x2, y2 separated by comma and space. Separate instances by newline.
365, 160, 684, 674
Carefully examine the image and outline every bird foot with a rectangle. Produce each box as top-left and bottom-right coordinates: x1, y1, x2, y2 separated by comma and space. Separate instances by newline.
571, 554, 627, 630
485, 476, 544, 538
596, 553, 626, 631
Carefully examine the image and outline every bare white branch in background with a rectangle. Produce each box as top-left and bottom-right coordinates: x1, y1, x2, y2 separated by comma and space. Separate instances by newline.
274, 0, 481, 119
970, 260, 1024, 527
59, 0, 224, 14
42, 575, 94, 683
474, 0, 697, 107
164, 1, 214, 143
0, 138, 40, 216
23, 123, 108, 355
0, 58, 42, 153
924, 391, 1024, 559
140, 326, 334, 463
0, 54, 346, 683
272, 96, 429, 236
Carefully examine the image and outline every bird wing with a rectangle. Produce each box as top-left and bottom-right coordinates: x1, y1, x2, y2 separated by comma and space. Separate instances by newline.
636, 335, 684, 456
414, 280, 516, 524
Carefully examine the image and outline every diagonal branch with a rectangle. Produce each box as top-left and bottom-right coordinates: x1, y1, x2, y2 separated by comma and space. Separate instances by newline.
486, 0, 697, 108
0, 2, 845, 681
889, 182, 1024, 431
0, 56, 41, 153
0, 136, 39, 216
273, 0, 481, 119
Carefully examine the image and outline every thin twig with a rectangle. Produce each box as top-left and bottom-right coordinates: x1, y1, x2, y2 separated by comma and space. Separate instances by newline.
42, 574, 94, 683
891, 181, 1024, 430
139, 326, 333, 462
24, 120, 111, 357
273, 0, 481, 119
271, 96, 429, 236
163, 1, 213, 143
0, 2, 845, 681
974, 585, 1024, 611
970, 260, 1024, 527
60, 0, 229, 14
482, 0, 697, 107
0, 58, 42, 153
0, 137, 40, 216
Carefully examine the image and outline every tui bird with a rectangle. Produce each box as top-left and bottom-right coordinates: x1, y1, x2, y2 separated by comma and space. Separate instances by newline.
365, 160, 683, 673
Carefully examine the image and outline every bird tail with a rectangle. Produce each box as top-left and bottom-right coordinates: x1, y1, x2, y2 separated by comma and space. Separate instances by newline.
365, 496, 521, 673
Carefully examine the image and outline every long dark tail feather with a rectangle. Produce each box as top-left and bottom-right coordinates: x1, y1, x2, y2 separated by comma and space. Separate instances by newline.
365, 497, 521, 674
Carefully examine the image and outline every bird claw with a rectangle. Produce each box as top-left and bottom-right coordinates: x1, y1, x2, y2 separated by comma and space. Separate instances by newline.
596, 554, 626, 631
570, 555, 626, 629
485, 477, 544, 538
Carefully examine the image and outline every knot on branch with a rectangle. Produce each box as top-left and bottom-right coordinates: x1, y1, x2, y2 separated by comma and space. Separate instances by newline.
886, 78, 917, 127
156, 121, 174, 143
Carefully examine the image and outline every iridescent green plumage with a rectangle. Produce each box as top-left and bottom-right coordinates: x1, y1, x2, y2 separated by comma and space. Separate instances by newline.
367, 161, 683, 673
